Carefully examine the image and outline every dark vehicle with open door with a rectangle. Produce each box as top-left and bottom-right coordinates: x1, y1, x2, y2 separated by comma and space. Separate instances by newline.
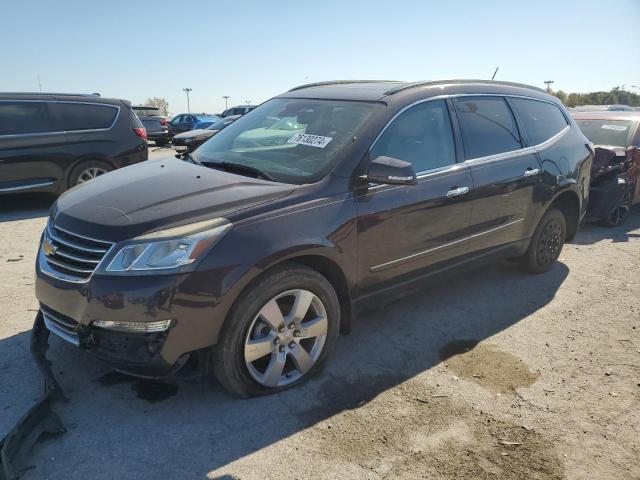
573, 111, 640, 226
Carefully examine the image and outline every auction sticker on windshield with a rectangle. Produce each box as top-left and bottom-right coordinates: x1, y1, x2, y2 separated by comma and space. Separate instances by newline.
288, 133, 333, 148
601, 124, 628, 131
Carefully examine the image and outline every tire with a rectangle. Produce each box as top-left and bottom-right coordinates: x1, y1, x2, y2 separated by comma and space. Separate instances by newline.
68, 160, 112, 188
520, 208, 566, 274
155, 139, 167, 147
213, 263, 340, 398
602, 188, 632, 227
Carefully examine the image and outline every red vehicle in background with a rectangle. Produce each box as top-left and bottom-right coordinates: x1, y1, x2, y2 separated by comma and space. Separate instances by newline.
573, 111, 640, 226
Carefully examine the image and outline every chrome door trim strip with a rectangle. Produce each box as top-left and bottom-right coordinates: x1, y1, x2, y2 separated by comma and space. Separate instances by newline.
369, 218, 524, 273
365, 162, 469, 194
0, 180, 55, 192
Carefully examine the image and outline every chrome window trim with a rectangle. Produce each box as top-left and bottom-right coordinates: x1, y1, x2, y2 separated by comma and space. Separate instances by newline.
0, 180, 55, 193
0, 99, 120, 138
370, 218, 524, 273
366, 93, 571, 174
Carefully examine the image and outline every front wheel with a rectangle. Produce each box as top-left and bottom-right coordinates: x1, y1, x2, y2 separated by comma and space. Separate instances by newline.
520, 208, 566, 274
213, 264, 340, 397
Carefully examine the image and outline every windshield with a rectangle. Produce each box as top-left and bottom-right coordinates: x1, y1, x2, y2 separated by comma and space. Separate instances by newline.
207, 117, 237, 131
195, 115, 219, 122
192, 98, 378, 184
576, 119, 638, 147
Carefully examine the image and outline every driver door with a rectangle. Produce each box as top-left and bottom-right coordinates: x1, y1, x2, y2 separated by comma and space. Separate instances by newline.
355, 99, 474, 294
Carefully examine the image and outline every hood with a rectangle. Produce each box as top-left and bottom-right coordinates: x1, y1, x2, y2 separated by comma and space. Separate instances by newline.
174, 129, 212, 139
52, 157, 295, 242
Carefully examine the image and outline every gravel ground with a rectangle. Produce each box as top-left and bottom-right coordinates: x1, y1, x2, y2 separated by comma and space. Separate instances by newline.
1, 150, 639, 479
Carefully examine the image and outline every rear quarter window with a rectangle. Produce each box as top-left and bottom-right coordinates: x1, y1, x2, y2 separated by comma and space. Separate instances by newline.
510, 98, 568, 145
49, 102, 118, 131
453, 97, 521, 159
0, 101, 52, 135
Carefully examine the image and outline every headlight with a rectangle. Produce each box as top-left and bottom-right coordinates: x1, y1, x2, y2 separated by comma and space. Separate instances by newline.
104, 218, 232, 273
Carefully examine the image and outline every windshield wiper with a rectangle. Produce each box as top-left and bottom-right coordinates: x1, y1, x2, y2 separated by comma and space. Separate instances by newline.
201, 161, 275, 181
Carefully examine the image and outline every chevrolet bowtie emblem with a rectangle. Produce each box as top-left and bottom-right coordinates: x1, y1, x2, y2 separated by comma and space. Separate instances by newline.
43, 239, 57, 256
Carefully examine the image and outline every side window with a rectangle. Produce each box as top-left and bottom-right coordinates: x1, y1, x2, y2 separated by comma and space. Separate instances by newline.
0, 102, 52, 135
370, 100, 456, 173
49, 103, 118, 131
171, 115, 183, 125
454, 97, 521, 159
510, 98, 568, 145
184, 115, 194, 123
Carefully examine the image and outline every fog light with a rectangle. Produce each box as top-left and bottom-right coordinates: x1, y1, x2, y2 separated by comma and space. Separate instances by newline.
92, 319, 172, 332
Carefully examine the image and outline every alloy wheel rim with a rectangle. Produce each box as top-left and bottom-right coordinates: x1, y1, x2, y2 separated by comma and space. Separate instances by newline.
608, 197, 630, 226
77, 167, 108, 184
244, 289, 328, 388
537, 220, 562, 266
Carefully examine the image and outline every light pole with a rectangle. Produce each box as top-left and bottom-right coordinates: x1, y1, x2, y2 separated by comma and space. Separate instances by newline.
183, 88, 192, 113
222, 95, 229, 110
544, 80, 554, 93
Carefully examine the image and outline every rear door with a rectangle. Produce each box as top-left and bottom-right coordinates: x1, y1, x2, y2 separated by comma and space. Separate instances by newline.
452, 96, 541, 254
356, 99, 474, 293
0, 100, 61, 192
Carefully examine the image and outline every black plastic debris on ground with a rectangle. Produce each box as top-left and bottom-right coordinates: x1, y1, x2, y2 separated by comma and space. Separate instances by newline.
0, 313, 66, 480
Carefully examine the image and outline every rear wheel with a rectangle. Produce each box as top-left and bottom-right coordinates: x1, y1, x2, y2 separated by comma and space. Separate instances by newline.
155, 139, 167, 147
68, 160, 112, 187
521, 208, 566, 274
602, 188, 632, 227
213, 264, 339, 398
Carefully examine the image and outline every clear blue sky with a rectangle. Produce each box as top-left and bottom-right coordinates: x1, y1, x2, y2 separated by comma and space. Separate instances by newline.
2, 0, 639, 115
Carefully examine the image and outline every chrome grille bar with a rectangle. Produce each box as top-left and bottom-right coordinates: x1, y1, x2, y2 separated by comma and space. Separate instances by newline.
41, 222, 114, 282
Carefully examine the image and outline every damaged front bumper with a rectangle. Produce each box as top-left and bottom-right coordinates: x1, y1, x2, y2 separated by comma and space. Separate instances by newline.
0, 313, 66, 480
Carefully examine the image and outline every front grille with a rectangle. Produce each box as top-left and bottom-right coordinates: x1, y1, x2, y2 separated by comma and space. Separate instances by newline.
41, 305, 80, 345
43, 223, 113, 282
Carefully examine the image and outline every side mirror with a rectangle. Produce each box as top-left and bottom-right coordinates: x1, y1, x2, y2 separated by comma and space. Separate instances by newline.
364, 156, 418, 186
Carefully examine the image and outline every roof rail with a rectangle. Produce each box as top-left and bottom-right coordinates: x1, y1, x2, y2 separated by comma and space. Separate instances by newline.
384, 79, 547, 95
0, 92, 101, 97
288, 80, 399, 92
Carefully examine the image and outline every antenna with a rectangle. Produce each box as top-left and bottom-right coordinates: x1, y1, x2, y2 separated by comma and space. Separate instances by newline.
37, 74, 42, 92
491, 67, 499, 81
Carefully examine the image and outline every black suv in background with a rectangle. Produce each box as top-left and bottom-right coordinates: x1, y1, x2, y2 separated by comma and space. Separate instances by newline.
34, 80, 592, 397
0, 93, 148, 195
132, 105, 170, 146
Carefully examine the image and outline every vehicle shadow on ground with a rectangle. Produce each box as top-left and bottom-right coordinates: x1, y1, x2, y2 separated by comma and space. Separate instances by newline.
1, 259, 570, 479
0, 194, 54, 223
572, 208, 640, 245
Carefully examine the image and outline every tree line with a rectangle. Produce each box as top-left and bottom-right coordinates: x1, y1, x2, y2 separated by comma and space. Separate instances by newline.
551, 88, 640, 107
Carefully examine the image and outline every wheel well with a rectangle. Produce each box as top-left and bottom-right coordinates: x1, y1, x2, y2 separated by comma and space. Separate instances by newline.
550, 191, 580, 241
67, 158, 115, 188
280, 255, 353, 335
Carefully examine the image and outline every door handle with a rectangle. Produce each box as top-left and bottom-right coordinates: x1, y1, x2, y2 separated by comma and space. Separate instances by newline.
523, 168, 540, 177
446, 186, 469, 198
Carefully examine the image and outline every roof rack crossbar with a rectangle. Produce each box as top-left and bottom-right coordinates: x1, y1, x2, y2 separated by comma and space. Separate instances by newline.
384, 79, 547, 95
288, 80, 399, 92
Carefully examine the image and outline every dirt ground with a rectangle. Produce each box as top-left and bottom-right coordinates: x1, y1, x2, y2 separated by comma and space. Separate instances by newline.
1, 148, 639, 479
